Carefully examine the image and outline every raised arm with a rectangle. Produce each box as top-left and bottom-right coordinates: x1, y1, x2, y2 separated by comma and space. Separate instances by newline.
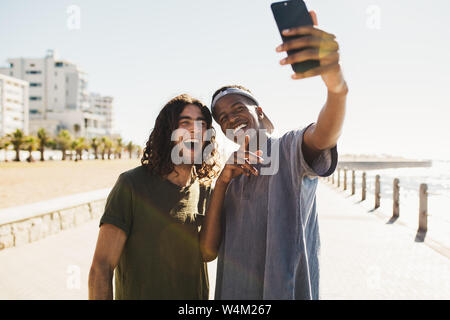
199, 178, 229, 262
199, 136, 262, 262
276, 12, 348, 159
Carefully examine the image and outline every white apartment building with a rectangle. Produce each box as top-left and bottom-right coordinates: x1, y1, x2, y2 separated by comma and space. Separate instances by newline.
86, 93, 114, 137
0, 50, 89, 119
0, 74, 29, 136
0, 50, 114, 138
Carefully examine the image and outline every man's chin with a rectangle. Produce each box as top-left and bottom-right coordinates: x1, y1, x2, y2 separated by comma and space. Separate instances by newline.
181, 150, 204, 165
226, 128, 257, 144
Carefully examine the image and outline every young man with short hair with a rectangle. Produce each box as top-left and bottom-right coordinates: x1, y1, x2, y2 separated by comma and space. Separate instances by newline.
200, 15, 347, 299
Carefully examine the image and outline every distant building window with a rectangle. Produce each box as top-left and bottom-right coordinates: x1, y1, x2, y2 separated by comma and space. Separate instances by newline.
55, 62, 63, 67
26, 70, 42, 74
30, 109, 39, 114
57, 124, 67, 132
30, 63, 35, 67
10, 63, 14, 68
30, 83, 42, 87
30, 96, 42, 101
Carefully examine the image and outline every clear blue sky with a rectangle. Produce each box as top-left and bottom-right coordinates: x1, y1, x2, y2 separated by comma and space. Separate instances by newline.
1, 0, 450, 160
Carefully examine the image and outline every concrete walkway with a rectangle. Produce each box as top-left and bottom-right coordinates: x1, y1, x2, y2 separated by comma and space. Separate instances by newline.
0, 212, 218, 300
0, 181, 449, 299
318, 181, 450, 299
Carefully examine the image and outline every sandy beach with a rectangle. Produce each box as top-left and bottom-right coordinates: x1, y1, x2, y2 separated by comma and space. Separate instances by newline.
0, 159, 140, 209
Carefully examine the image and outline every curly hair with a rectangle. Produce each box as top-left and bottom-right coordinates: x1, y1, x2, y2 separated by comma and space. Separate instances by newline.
141, 94, 220, 185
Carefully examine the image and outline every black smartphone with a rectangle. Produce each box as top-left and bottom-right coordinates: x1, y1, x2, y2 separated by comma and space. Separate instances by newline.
271, 0, 320, 74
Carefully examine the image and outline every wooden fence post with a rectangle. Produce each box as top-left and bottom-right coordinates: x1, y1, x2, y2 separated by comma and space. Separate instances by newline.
393, 178, 400, 218
343, 168, 347, 191
362, 172, 366, 201
418, 183, 428, 233
337, 168, 341, 188
351, 170, 355, 195
375, 175, 381, 209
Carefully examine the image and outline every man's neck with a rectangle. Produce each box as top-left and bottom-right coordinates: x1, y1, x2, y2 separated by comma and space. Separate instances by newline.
166, 164, 195, 187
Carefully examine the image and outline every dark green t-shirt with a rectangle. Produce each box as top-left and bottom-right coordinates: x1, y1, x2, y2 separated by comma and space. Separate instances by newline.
99, 165, 211, 300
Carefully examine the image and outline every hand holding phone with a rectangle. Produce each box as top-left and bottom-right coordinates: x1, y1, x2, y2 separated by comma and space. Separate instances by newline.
271, 0, 342, 85
271, 0, 319, 74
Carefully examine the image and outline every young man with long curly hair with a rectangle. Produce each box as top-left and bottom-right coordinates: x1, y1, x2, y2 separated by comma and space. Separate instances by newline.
89, 94, 220, 300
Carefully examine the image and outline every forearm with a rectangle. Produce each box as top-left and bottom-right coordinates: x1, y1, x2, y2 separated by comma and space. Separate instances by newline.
199, 179, 229, 262
312, 81, 348, 149
88, 266, 114, 300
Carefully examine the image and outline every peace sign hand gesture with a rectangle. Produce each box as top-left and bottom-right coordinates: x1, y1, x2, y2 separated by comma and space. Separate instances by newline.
218, 135, 264, 185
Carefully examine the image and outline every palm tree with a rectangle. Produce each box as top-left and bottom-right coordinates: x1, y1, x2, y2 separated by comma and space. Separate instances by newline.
101, 136, 113, 160
0, 136, 11, 162
74, 137, 89, 161
71, 139, 79, 161
100, 137, 107, 160
136, 145, 142, 159
115, 137, 124, 159
81, 137, 90, 160
91, 137, 100, 160
56, 130, 73, 161
37, 128, 52, 162
8, 129, 26, 162
110, 139, 117, 160
98, 140, 105, 160
47, 139, 57, 160
106, 139, 113, 160
70, 140, 78, 161
25, 135, 39, 162
126, 141, 135, 159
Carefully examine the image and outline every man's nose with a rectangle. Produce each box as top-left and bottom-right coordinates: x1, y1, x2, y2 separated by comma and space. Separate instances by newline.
191, 121, 204, 136
228, 114, 239, 127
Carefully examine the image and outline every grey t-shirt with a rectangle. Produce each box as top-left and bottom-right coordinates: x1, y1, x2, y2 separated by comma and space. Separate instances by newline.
214, 123, 338, 300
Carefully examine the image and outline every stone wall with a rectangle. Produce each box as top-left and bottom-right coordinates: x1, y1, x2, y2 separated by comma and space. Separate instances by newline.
0, 199, 106, 250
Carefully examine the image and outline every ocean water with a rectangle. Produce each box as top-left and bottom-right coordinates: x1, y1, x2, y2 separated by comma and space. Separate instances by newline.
333, 160, 450, 246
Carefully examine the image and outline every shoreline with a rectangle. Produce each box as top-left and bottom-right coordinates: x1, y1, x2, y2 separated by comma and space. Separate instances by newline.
337, 160, 433, 170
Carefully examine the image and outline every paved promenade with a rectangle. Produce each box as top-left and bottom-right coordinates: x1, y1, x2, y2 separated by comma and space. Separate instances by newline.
0, 181, 449, 299
318, 181, 450, 299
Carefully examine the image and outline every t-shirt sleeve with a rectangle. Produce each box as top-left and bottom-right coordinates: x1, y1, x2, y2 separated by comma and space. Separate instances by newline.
286, 122, 338, 178
99, 173, 134, 236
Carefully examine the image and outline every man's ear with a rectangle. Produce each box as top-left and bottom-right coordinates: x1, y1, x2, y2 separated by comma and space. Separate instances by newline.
256, 106, 264, 119
309, 10, 318, 26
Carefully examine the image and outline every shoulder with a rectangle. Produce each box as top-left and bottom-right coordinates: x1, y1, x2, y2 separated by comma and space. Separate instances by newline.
279, 124, 314, 144
276, 129, 302, 155
118, 165, 152, 187
277, 124, 315, 153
